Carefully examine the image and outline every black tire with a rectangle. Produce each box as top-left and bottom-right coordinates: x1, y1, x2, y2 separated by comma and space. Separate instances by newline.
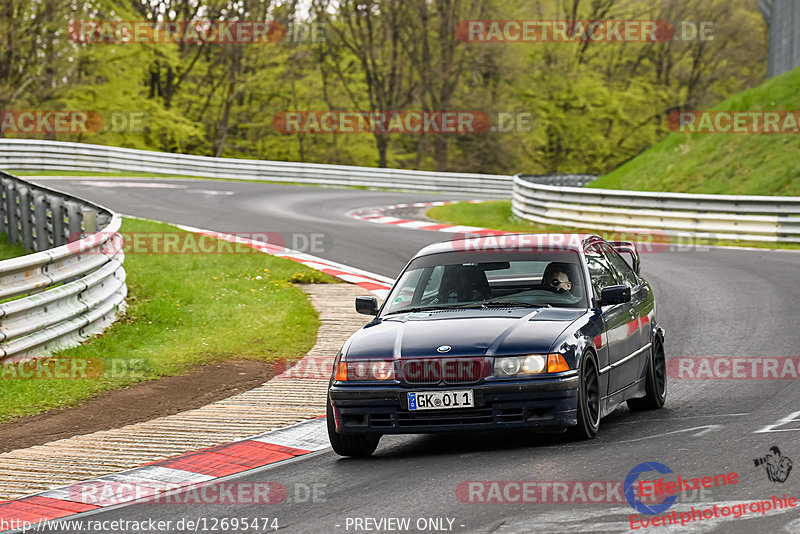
627, 338, 667, 411
569, 351, 601, 440
326, 398, 380, 457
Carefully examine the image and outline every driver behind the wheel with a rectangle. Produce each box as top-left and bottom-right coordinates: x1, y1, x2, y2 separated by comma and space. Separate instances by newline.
542, 269, 573, 295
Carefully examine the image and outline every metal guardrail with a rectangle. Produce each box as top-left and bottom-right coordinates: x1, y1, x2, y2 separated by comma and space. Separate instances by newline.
516, 173, 597, 187
3, 138, 798, 244
0, 171, 126, 361
0, 139, 514, 195
512, 174, 800, 243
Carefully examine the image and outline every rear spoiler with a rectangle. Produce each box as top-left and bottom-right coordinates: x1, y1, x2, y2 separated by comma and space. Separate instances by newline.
609, 241, 641, 274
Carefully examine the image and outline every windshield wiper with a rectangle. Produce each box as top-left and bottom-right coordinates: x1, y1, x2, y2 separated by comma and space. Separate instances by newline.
384, 305, 462, 315
481, 301, 550, 308
384, 303, 488, 315
385, 301, 551, 315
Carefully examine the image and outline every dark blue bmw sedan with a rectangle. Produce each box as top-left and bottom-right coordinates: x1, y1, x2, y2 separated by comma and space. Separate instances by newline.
327, 234, 666, 456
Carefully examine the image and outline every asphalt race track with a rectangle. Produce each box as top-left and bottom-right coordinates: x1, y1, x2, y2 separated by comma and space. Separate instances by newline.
28, 178, 800, 533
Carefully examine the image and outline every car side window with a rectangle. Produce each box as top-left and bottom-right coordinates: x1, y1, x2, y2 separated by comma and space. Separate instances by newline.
602, 243, 639, 288
584, 244, 620, 300
419, 265, 444, 304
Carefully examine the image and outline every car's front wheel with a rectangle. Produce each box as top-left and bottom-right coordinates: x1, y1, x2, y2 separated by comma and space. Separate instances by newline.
627, 337, 667, 411
570, 351, 601, 440
326, 398, 380, 457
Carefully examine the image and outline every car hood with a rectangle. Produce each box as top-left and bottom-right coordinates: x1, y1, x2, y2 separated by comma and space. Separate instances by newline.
345, 308, 586, 359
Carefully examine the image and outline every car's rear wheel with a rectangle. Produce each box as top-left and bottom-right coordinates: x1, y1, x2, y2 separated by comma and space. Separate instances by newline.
627, 337, 667, 411
570, 351, 601, 440
326, 398, 380, 457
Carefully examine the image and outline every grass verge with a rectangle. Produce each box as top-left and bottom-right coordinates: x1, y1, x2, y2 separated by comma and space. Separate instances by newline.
588, 68, 800, 195
0, 217, 339, 423
426, 201, 800, 251
0, 234, 29, 261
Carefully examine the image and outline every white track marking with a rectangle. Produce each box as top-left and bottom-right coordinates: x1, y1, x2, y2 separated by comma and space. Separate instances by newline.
613, 425, 723, 444
755, 411, 800, 433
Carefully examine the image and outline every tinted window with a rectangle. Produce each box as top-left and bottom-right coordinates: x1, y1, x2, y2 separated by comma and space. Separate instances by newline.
420, 265, 444, 304
381, 251, 589, 314
602, 244, 639, 288
584, 244, 619, 299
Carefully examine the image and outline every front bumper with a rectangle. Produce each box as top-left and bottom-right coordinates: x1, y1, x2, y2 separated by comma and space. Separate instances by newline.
329, 374, 579, 435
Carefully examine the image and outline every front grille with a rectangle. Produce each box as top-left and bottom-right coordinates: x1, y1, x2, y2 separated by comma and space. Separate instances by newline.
400, 357, 489, 385
401, 359, 440, 385
443, 358, 487, 384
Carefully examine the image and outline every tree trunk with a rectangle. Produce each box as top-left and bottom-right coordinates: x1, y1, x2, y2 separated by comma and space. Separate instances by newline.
214, 53, 240, 157
433, 135, 447, 170
376, 133, 389, 167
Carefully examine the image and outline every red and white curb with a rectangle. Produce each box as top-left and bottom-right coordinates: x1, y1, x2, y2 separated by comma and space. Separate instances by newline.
348, 201, 800, 255
0, 223, 393, 531
348, 200, 504, 237
0, 418, 328, 529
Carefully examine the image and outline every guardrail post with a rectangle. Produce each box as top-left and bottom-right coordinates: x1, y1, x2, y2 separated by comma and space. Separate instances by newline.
18, 185, 34, 250
48, 195, 66, 246
64, 200, 82, 242
5, 181, 20, 246
0, 180, 7, 237
82, 208, 97, 234
32, 191, 51, 251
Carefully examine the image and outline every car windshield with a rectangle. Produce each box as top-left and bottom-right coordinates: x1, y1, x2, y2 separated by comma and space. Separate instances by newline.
382, 250, 588, 315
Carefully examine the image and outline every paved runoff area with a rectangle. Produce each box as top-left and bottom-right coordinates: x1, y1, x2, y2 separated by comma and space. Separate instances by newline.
0, 283, 368, 502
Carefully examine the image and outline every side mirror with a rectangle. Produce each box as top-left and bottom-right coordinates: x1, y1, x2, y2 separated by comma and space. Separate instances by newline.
599, 285, 631, 306
355, 296, 379, 316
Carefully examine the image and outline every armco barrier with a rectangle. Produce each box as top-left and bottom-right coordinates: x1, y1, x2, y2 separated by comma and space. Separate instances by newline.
0, 138, 513, 196
0, 171, 126, 361
516, 173, 597, 187
512, 174, 800, 243
0, 140, 596, 194
2, 139, 797, 243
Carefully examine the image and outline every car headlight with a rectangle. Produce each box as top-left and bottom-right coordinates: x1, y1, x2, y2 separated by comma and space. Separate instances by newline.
493, 354, 570, 377
335, 359, 395, 381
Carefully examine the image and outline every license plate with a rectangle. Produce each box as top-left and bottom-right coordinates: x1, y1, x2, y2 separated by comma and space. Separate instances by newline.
407, 390, 474, 411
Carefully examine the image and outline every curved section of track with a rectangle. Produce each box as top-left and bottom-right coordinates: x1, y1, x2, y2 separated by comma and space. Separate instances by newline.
25, 178, 800, 534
